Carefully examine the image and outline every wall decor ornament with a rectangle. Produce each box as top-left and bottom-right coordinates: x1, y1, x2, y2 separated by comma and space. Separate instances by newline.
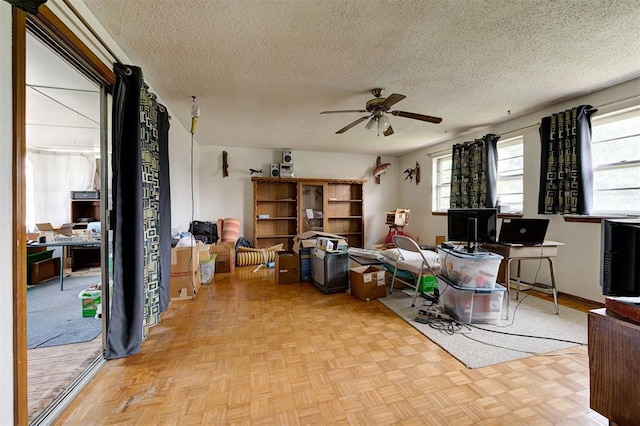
373, 156, 391, 184
404, 162, 420, 185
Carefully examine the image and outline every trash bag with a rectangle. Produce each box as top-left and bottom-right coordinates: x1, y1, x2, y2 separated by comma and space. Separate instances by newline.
189, 220, 218, 244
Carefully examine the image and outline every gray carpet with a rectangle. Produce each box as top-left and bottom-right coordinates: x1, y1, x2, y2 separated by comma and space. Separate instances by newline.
378, 287, 588, 369
27, 274, 102, 349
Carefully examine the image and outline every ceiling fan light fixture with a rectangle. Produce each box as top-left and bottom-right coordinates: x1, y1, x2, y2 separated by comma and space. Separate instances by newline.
378, 115, 391, 133
365, 117, 377, 132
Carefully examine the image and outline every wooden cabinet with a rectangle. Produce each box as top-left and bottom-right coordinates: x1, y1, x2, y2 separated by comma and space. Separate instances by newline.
252, 177, 365, 250
588, 308, 640, 425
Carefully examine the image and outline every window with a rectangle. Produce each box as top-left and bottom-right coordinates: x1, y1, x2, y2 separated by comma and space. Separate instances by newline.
432, 136, 524, 213
433, 154, 451, 211
591, 107, 640, 215
496, 136, 524, 213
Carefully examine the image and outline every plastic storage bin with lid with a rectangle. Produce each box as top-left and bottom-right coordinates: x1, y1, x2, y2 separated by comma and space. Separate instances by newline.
438, 247, 502, 289
436, 274, 506, 324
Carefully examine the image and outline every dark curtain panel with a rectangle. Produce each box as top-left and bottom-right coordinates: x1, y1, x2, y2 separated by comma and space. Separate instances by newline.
3, 0, 47, 14
157, 105, 171, 313
140, 87, 161, 338
106, 64, 145, 359
538, 105, 595, 215
450, 134, 499, 208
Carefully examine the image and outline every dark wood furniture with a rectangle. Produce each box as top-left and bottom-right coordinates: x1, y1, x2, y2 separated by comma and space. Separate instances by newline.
70, 197, 101, 270
588, 307, 640, 425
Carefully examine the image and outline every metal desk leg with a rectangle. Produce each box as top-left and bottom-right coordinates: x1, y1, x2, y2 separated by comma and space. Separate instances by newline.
547, 257, 559, 314
505, 258, 514, 321
59, 251, 65, 291
516, 259, 522, 299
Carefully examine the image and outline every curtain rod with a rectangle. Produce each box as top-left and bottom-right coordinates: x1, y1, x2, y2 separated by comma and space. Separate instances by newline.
62, 0, 123, 65
426, 93, 640, 157
60, 1, 172, 119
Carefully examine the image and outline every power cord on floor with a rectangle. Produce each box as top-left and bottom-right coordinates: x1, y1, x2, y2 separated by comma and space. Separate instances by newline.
466, 322, 587, 346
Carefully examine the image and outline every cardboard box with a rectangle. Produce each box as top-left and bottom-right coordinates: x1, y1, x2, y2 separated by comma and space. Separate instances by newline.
30, 257, 61, 284
170, 246, 201, 300
210, 242, 236, 273
292, 231, 348, 253
36, 222, 76, 242
385, 209, 411, 227
276, 251, 300, 284
350, 266, 386, 301
316, 237, 348, 252
78, 287, 102, 318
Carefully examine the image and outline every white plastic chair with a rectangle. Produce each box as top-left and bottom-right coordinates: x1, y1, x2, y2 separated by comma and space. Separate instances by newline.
390, 235, 438, 307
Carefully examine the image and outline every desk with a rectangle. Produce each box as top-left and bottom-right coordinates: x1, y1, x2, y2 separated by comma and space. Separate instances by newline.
28, 240, 101, 291
483, 240, 564, 314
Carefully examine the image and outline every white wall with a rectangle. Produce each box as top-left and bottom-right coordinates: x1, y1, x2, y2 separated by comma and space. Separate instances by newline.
45, 0, 197, 236
1, 2, 14, 423
196, 146, 399, 247
168, 128, 201, 233
399, 77, 640, 303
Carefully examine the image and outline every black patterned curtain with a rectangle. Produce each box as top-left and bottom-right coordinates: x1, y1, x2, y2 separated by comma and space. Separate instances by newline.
106, 64, 170, 359
3, 0, 46, 14
537, 105, 595, 215
450, 134, 499, 208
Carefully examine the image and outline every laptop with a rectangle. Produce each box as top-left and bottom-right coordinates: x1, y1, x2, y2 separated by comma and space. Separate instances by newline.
498, 218, 550, 245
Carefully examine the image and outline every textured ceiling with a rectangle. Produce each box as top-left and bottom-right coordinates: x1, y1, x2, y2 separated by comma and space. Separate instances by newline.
80, 0, 640, 156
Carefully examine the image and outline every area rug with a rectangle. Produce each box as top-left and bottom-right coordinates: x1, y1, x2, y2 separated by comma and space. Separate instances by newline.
378, 288, 588, 369
27, 274, 102, 349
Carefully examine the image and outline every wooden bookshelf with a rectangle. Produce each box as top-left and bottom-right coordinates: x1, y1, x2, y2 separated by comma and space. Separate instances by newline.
252, 177, 365, 249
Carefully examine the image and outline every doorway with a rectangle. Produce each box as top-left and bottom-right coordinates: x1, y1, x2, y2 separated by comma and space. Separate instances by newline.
12, 7, 116, 424
25, 30, 109, 423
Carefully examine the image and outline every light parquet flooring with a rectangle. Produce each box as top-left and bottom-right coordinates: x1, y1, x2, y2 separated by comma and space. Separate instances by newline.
55, 266, 607, 425
27, 267, 104, 423
28, 340, 103, 422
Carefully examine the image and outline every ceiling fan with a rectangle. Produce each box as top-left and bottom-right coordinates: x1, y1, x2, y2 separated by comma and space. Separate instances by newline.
320, 88, 442, 137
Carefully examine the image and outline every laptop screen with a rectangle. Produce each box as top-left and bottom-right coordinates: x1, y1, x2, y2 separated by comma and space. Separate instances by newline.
498, 218, 550, 245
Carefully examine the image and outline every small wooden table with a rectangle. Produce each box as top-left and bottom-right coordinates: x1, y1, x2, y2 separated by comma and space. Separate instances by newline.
483, 240, 565, 314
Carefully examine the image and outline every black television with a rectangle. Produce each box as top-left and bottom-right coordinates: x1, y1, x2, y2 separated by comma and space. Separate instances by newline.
447, 208, 498, 252
601, 218, 640, 297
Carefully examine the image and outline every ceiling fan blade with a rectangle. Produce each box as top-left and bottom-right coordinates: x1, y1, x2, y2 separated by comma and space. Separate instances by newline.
383, 124, 394, 137
391, 110, 443, 124
320, 109, 367, 114
336, 116, 370, 134
381, 93, 406, 108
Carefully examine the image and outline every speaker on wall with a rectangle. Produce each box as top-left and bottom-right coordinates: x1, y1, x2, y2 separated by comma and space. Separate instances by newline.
282, 149, 293, 164
270, 163, 280, 177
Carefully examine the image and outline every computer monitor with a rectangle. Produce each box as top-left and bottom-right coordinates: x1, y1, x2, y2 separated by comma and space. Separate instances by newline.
447, 208, 498, 252
601, 218, 640, 297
